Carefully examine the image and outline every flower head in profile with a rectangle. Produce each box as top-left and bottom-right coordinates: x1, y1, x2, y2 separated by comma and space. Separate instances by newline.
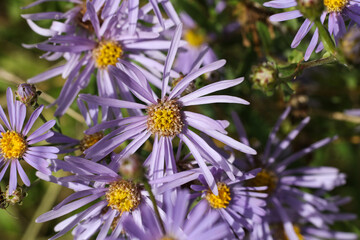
36, 156, 149, 240
79, 24, 256, 195
123, 189, 230, 240
0, 88, 58, 195
264, 0, 360, 60
231, 107, 352, 239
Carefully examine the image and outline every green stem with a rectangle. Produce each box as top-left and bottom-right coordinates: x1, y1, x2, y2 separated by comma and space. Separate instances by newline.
143, 180, 166, 235
280, 56, 337, 81
314, 20, 336, 55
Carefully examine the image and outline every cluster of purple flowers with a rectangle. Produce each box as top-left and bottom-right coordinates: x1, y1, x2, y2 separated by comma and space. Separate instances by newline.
0, 0, 357, 239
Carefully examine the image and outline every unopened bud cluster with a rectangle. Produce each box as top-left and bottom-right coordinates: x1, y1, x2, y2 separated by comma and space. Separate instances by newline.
15, 83, 40, 106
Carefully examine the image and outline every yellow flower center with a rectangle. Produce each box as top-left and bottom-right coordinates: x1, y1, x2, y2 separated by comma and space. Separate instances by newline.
285, 226, 304, 240
273, 224, 304, 240
93, 41, 123, 69
324, 0, 348, 12
79, 132, 104, 152
205, 182, 231, 209
184, 29, 205, 47
0, 131, 27, 160
247, 169, 278, 194
105, 180, 141, 214
147, 99, 184, 137
160, 237, 177, 240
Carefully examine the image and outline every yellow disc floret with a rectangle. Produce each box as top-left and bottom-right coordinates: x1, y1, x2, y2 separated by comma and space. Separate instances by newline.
79, 132, 104, 152
184, 29, 205, 48
247, 169, 278, 194
273, 224, 304, 240
0, 131, 27, 160
147, 99, 184, 137
93, 41, 123, 69
205, 182, 231, 209
106, 180, 141, 214
160, 237, 177, 240
324, 0, 348, 12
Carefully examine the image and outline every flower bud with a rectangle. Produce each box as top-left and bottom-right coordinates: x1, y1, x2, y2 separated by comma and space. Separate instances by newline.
3, 185, 27, 206
297, 0, 324, 21
340, 27, 360, 66
250, 62, 278, 91
119, 155, 144, 181
15, 83, 40, 106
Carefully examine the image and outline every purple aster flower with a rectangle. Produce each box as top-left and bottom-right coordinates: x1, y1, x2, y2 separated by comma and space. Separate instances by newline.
250, 195, 357, 239
36, 156, 151, 240
27, 1, 181, 116
151, 167, 267, 239
174, 12, 217, 74
230, 107, 351, 239
22, 0, 180, 41
264, 0, 360, 60
0, 88, 58, 195
79, 24, 256, 195
123, 189, 231, 240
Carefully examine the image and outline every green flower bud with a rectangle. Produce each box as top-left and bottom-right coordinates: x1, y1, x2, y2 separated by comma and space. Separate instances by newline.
251, 62, 278, 91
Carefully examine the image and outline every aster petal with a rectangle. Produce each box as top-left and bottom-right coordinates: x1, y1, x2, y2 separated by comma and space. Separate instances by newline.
115, 131, 152, 162
180, 78, 244, 103
25, 19, 56, 36
263, 0, 297, 8
22, 105, 44, 136
15, 102, 26, 133
267, 116, 310, 165
0, 105, 11, 130
292, 19, 313, 48
79, 94, 147, 109
16, 161, 30, 186
200, 128, 256, 155
162, 23, 183, 98
0, 161, 10, 183
21, 0, 82, 9
182, 95, 249, 106
48, 201, 106, 240
28, 132, 54, 145
264, 106, 291, 160
304, 28, 319, 61
36, 192, 105, 222
169, 60, 226, 99
269, 10, 302, 22
85, 1, 101, 39
27, 65, 65, 83
23, 154, 51, 175
65, 156, 118, 177
179, 134, 218, 195
21, 12, 65, 20
108, 66, 155, 104
272, 197, 298, 240
27, 120, 55, 141
6, 88, 16, 130
8, 160, 17, 195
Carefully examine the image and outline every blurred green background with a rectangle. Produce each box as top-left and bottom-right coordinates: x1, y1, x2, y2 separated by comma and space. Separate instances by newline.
0, 0, 359, 239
